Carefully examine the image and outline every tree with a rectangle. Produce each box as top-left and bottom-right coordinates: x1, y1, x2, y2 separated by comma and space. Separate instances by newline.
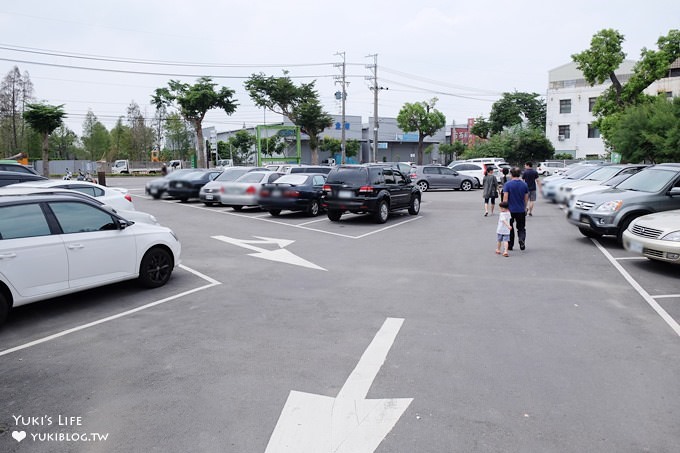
245, 72, 333, 164
22, 103, 65, 176
487, 92, 546, 134
226, 129, 256, 165
572, 29, 680, 140
127, 101, 155, 161
469, 116, 492, 139
163, 113, 193, 160
439, 142, 466, 164
319, 137, 360, 159
0, 66, 34, 154
110, 117, 132, 160
396, 98, 446, 165
607, 96, 680, 163
152, 77, 237, 168
468, 126, 554, 165
81, 111, 110, 161
259, 134, 288, 158
49, 125, 79, 159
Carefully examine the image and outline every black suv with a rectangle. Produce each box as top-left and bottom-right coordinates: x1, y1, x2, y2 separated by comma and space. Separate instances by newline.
322, 164, 421, 223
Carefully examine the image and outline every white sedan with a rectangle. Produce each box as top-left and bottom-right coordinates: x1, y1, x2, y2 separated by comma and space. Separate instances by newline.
0, 194, 181, 325
622, 210, 680, 265
10, 180, 136, 211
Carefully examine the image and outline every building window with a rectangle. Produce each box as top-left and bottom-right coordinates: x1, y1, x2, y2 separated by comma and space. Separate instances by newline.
587, 124, 600, 138
559, 99, 572, 114
589, 97, 597, 112
558, 125, 570, 140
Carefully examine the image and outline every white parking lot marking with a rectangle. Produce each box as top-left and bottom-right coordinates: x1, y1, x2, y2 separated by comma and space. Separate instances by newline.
0, 265, 221, 357
593, 239, 680, 337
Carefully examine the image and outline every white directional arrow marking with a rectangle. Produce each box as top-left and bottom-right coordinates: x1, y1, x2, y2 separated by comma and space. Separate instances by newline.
212, 235, 326, 271
265, 318, 412, 453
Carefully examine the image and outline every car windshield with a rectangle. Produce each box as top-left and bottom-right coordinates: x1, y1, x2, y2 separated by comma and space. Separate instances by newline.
167, 169, 196, 180
216, 168, 249, 182
583, 166, 622, 181
616, 168, 678, 192
272, 174, 309, 185
326, 167, 368, 185
236, 172, 267, 183
604, 173, 632, 186
567, 167, 599, 179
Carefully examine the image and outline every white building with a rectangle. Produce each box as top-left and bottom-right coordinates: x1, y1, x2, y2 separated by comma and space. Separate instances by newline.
546, 58, 680, 159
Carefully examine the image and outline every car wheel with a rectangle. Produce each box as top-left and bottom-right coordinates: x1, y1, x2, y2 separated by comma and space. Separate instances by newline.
408, 195, 420, 215
416, 181, 429, 192
152, 194, 161, 200
179, 197, 188, 203
374, 199, 389, 224
617, 216, 638, 245
327, 210, 342, 221
204, 202, 214, 207
138, 247, 174, 288
232, 206, 243, 211
578, 227, 602, 239
307, 199, 320, 216
461, 180, 473, 191
0, 290, 9, 326
269, 209, 281, 217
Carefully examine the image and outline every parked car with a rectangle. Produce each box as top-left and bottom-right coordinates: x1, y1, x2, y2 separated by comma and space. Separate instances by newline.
567, 172, 639, 209
322, 164, 420, 223
258, 173, 327, 217
622, 210, 680, 264
199, 166, 268, 206
0, 162, 39, 175
0, 171, 47, 187
541, 165, 603, 202
555, 164, 648, 205
219, 171, 282, 210
0, 194, 181, 325
537, 161, 567, 176
10, 179, 135, 211
447, 162, 486, 188
145, 169, 198, 199
567, 163, 680, 243
409, 165, 475, 192
0, 186, 158, 225
166, 169, 222, 202
289, 165, 333, 175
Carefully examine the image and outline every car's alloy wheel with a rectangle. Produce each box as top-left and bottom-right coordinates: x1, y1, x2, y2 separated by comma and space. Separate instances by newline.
138, 247, 174, 288
417, 181, 429, 192
308, 199, 320, 216
408, 196, 420, 215
374, 200, 389, 224
461, 180, 473, 191
327, 210, 342, 221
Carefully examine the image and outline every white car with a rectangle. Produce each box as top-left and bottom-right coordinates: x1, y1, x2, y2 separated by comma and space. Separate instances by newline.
0, 194, 181, 325
447, 162, 486, 188
0, 186, 159, 225
622, 210, 680, 264
10, 180, 135, 211
537, 161, 566, 176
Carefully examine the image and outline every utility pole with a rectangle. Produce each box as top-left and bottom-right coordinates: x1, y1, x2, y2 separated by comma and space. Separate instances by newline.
334, 51, 348, 164
366, 54, 387, 163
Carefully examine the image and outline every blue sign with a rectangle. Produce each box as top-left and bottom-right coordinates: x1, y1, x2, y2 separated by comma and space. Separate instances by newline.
400, 133, 419, 142
334, 122, 350, 130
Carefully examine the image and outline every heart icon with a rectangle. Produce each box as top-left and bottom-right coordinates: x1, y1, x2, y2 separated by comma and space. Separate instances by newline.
12, 430, 26, 442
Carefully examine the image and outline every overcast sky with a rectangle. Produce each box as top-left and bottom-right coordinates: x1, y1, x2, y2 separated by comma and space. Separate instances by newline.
1, 1, 678, 136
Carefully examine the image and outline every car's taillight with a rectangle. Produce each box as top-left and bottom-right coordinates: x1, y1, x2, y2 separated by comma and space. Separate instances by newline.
409, 172, 417, 178
260, 189, 270, 197
322, 184, 331, 192
285, 190, 300, 198
245, 185, 257, 194
125, 194, 133, 202
220, 186, 225, 193
359, 185, 373, 193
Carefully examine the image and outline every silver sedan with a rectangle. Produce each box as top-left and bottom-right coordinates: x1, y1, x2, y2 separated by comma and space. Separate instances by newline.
219, 171, 282, 210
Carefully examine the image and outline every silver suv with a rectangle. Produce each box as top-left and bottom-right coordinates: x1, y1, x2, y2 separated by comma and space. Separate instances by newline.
410, 165, 475, 192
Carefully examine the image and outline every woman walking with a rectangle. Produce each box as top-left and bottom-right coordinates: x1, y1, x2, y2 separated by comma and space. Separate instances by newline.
482, 167, 498, 216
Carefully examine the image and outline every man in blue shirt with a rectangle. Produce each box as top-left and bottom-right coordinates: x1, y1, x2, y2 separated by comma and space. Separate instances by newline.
503, 167, 529, 251
522, 161, 541, 216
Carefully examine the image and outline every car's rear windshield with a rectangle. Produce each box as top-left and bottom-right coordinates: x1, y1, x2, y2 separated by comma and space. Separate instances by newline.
236, 172, 267, 183
273, 174, 308, 185
216, 168, 249, 182
326, 167, 368, 185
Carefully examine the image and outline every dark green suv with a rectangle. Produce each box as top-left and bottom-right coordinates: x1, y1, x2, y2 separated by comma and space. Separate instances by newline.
322, 164, 421, 223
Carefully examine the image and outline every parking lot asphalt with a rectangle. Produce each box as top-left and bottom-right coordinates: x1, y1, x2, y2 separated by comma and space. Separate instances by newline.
1, 176, 679, 453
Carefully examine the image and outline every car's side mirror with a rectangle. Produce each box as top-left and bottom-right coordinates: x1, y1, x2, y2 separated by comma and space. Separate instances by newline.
117, 218, 133, 229
669, 187, 680, 196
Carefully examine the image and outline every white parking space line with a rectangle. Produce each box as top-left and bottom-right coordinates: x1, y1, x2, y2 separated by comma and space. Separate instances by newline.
297, 218, 331, 226
354, 216, 423, 239
615, 256, 647, 261
0, 265, 221, 357
652, 294, 680, 299
593, 239, 680, 337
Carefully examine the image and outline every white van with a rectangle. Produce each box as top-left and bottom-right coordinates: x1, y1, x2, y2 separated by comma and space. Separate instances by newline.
537, 161, 566, 176
466, 157, 508, 165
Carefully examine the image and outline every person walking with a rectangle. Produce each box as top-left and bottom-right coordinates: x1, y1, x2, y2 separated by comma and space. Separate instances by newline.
482, 167, 498, 216
503, 167, 529, 251
522, 161, 540, 216
499, 167, 510, 201
496, 201, 512, 256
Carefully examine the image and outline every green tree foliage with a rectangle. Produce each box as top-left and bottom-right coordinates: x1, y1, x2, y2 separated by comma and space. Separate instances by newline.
127, 101, 155, 161
152, 77, 237, 168
245, 72, 333, 164
607, 96, 680, 163
487, 92, 546, 134
396, 98, 446, 165
439, 141, 467, 163
572, 29, 680, 140
259, 134, 288, 158
22, 103, 65, 176
319, 136, 359, 159
469, 126, 554, 165
163, 113, 193, 160
226, 129, 256, 165
81, 111, 110, 162
0, 66, 34, 155
554, 153, 574, 160
469, 116, 491, 139
49, 125, 79, 159
110, 117, 132, 161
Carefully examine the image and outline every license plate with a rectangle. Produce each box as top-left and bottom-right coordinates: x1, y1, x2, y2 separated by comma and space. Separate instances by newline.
628, 240, 643, 254
150, 188, 157, 194
272, 190, 282, 197
176, 183, 183, 188
205, 194, 213, 200
339, 190, 353, 199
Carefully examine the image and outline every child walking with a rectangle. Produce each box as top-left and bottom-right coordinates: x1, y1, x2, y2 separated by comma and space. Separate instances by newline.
496, 201, 512, 257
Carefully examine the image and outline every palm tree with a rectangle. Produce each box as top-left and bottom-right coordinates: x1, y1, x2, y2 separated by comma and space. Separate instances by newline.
23, 103, 66, 176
